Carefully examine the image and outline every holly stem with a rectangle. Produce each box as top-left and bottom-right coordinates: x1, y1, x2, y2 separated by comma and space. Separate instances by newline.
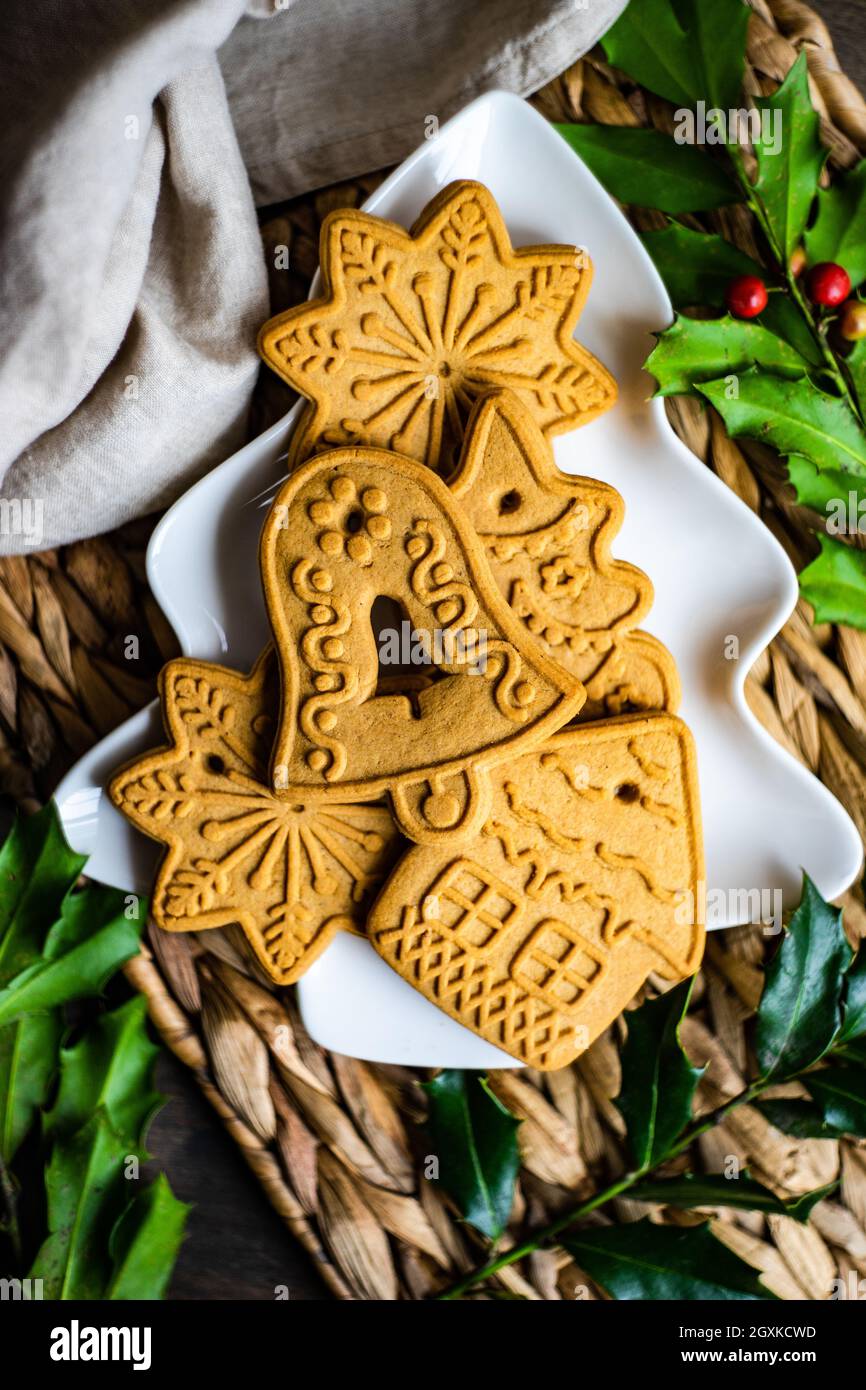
435, 1077, 768, 1301
726, 142, 863, 423
786, 269, 864, 422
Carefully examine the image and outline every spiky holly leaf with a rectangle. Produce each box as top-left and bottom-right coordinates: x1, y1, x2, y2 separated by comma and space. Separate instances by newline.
800, 535, 866, 629
30, 997, 176, 1299
639, 223, 820, 363
752, 53, 826, 260
786, 455, 866, 522
848, 339, 866, 418
44, 996, 162, 1142
839, 946, 866, 1044
646, 314, 808, 396
804, 1066, 866, 1137
601, 0, 749, 111
30, 1110, 137, 1299
755, 1097, 846, 1140
700, 369, 866, 473
423, 1071, 520, 1240
106, 1174, 190, 1300
805, 160, 866, 287
0, 808, 137, 1161
563, 1219, 774, 1300
756, 873, 853, 1080
0, 804, 86, 986
557, 126, 739, 214
616, 979, 704, 1170
0, 882, 143, 1026
0, 1012, 62, 1162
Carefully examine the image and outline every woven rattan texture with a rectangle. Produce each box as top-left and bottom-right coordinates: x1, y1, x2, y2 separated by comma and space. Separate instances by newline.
7, 0, 866, 1300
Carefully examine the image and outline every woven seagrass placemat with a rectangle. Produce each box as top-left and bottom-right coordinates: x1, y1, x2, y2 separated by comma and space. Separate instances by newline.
7, 0, 866, 1301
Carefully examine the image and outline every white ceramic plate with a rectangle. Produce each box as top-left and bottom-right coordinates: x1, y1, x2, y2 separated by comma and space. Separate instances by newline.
56, 91, 862, 1068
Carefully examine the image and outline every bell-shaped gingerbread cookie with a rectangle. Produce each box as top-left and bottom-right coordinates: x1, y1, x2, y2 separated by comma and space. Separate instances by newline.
109, 648, 402, 985
260, 446, 585, 845
368, 713, 705, 1070
449, 391, 680, 719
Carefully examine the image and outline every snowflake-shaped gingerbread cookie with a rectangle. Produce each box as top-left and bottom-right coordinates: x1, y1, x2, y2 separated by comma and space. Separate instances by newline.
258, 181, 617, 474
109, 648, 401, 985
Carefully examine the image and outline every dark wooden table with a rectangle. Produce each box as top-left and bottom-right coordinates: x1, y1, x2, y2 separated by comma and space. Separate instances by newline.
151, 0, 864, 1301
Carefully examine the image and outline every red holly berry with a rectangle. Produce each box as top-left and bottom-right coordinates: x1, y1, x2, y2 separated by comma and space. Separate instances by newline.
839, 299, 866, 341
806, 261, 851, 307
725, 274, 768, 319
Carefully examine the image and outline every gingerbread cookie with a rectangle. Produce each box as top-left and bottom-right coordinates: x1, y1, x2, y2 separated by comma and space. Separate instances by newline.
109, 648, 402, 985
260, 445, 585, 845
258, 181, 617, 475
449, 391, 680, 719
368, 714, 704, 1070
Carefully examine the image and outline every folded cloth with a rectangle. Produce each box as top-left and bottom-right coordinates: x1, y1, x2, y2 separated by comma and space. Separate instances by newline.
0, 0, 626, 554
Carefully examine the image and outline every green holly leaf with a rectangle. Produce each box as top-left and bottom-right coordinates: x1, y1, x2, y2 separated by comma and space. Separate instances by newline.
804, 1066, 866, 1137
800, 534, 866, 628
44, 996, 162, 1145
600, 0, 695, 107
601, 0, 749, 111
106, 1174, 189, 1300
755, 873, 853, 1080
752, 53, 826, 261
30, 1109, 135, 1299
641, 222, 760, 305
805, 160, 866, 287
839, 947, 866, 1044
629, 1172, 834, 1221
754, 1097, 846, 1140
29, 996, 169, 1299
0, 805, 87, 986
0, 1011, 62, 1163
423, 1071, 520, 1241
699, 369, 866, 473
556, 126, 740, 214
786, 455, 866, 523
646, 314, 809, 396
847, 339, 866, 417
639, 223, 821, 363
0, 883, 142, 1026
562, 1219, 774, 1300
616, 979, 704, 1169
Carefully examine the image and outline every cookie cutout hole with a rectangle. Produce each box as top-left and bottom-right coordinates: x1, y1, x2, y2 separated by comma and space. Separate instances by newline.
498, 489, 522, 515
615, 782, 640, 804
346, 509, 364, 534
206, 753, 226, 776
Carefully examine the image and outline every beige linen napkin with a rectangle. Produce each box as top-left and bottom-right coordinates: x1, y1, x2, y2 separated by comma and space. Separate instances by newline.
0, 0, 626, 553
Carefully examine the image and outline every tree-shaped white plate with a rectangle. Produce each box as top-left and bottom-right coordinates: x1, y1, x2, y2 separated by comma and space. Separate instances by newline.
56, 92, 862, 1067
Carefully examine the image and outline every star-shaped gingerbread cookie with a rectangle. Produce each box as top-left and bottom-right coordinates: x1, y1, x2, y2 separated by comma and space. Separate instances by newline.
259, 181, 617, 475
109, 648, 402, 985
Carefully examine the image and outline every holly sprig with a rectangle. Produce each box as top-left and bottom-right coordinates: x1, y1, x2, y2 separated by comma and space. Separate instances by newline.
556, 0, 866, 628
427, 875, 864, 1300
0, 803, 188, 1298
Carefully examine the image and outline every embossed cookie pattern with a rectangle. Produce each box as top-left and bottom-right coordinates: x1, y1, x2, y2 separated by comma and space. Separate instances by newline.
258, 181, 617, 475
109, 648, 402, 985
368, 714, 704, 1069
450, 391, 680, 719
260, 445, 585, 845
